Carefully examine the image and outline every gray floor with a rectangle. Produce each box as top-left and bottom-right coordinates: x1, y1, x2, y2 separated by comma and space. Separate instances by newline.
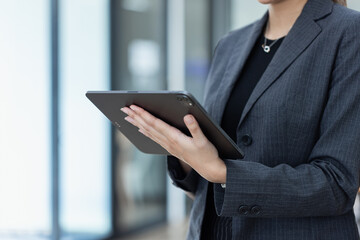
117, 219, 189, 240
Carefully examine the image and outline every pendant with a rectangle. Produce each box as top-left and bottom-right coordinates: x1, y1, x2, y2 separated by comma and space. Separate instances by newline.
263, 45, 270, 53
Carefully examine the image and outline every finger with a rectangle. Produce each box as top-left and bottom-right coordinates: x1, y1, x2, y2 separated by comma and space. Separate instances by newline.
184, 114, 207, 141
124, 105, 192, 157
129, 105, 166, 133
122, 107, 153, 132
139, 128, 180, 157
124, 114, 172, 151
123, 106, 176, 147
139, 128, 169, 149
130, 105, 190, 144
124, 116, 140, 128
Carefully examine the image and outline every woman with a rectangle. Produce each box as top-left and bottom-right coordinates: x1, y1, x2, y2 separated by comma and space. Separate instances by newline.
121, 0, 360, 239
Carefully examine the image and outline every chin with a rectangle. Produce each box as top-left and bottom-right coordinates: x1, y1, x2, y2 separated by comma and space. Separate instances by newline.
257, 0, 282, 4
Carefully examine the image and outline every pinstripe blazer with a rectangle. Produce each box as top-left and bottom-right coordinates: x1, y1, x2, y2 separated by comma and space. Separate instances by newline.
167, 0, 360, 239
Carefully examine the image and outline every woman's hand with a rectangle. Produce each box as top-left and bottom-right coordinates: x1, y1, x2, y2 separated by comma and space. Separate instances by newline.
120, 105, 226, 184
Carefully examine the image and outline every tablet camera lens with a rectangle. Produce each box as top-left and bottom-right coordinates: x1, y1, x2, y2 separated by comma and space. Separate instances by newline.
177, 95, 193, 106
177, 95, 188, 102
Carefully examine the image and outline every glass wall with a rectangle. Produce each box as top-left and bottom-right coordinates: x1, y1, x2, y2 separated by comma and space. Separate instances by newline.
0, 0, 112, 239
230, 0, 267, 30
348, 0, 360, 10
230, 0, 360, 31
0, 1, 51, 239
185, 0, 211, 101
111, 0, 167, 236
59, 0, 111, 238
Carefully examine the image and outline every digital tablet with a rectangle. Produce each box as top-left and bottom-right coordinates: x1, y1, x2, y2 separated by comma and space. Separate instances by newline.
86, 90, 244, 159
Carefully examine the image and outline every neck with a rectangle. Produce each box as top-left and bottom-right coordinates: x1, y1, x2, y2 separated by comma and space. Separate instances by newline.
266, 0, 308, 39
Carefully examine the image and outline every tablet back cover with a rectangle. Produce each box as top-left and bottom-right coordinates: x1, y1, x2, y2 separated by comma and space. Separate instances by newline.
86, 91, 243, 159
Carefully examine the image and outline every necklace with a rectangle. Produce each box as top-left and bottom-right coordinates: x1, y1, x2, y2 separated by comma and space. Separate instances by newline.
262, 36, 280, 53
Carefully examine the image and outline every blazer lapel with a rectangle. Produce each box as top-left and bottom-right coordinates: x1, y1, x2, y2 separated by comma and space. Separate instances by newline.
237, 0, 333, 126
211, 13, 269, 124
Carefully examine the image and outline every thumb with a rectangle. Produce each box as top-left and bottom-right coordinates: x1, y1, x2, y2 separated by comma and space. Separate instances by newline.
184, 115, 206, 140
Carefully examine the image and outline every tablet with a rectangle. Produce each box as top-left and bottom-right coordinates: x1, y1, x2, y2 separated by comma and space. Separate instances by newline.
86, 90, 244, 159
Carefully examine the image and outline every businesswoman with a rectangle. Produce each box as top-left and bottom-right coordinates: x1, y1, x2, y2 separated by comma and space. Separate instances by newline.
121, 0, 360, 239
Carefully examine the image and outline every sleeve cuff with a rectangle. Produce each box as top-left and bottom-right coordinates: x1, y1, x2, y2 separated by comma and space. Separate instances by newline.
213, 159, 262, 217
167, 155, 200, 193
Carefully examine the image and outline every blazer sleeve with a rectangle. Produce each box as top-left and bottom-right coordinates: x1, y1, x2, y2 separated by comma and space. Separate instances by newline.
167, 155, 200, 194
214, 17, 360, 217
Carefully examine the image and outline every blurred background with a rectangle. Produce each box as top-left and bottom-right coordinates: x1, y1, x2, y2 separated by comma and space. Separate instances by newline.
1, 0, 360, 239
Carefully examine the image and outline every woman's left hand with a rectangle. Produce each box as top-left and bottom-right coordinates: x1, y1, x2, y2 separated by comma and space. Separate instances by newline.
121, 105, 226, 184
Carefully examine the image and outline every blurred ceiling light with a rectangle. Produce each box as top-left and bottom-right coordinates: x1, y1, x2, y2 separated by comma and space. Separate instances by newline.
129, 39, 160, 77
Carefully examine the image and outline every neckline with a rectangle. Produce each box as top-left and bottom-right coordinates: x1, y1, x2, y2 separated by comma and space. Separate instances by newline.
264, 35, 286, 42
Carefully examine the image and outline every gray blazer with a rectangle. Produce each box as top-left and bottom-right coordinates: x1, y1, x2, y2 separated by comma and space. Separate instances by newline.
167, 0, 360, 239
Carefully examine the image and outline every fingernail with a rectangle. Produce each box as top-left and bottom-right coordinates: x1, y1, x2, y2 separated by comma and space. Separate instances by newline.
125, 116, 134, 124
121, 107, 127, 114
184, 115, 194, 124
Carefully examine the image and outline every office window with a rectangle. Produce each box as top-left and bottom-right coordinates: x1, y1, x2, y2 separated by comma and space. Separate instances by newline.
230, 1, 267, 30
0, 0, 51, 239
348, 0, 360, 10
185, 0, 211, 101
111, 0, 167, 235
231, 0, 360, 31
58, 0, 111, 238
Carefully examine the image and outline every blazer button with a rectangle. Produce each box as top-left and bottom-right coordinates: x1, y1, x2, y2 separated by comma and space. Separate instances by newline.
238, 205, 249, 215
241, 134, 253, 146
250, 205, 261, 215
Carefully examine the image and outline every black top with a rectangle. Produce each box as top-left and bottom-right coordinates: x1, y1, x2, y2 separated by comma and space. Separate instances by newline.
200, 34, 285, 240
